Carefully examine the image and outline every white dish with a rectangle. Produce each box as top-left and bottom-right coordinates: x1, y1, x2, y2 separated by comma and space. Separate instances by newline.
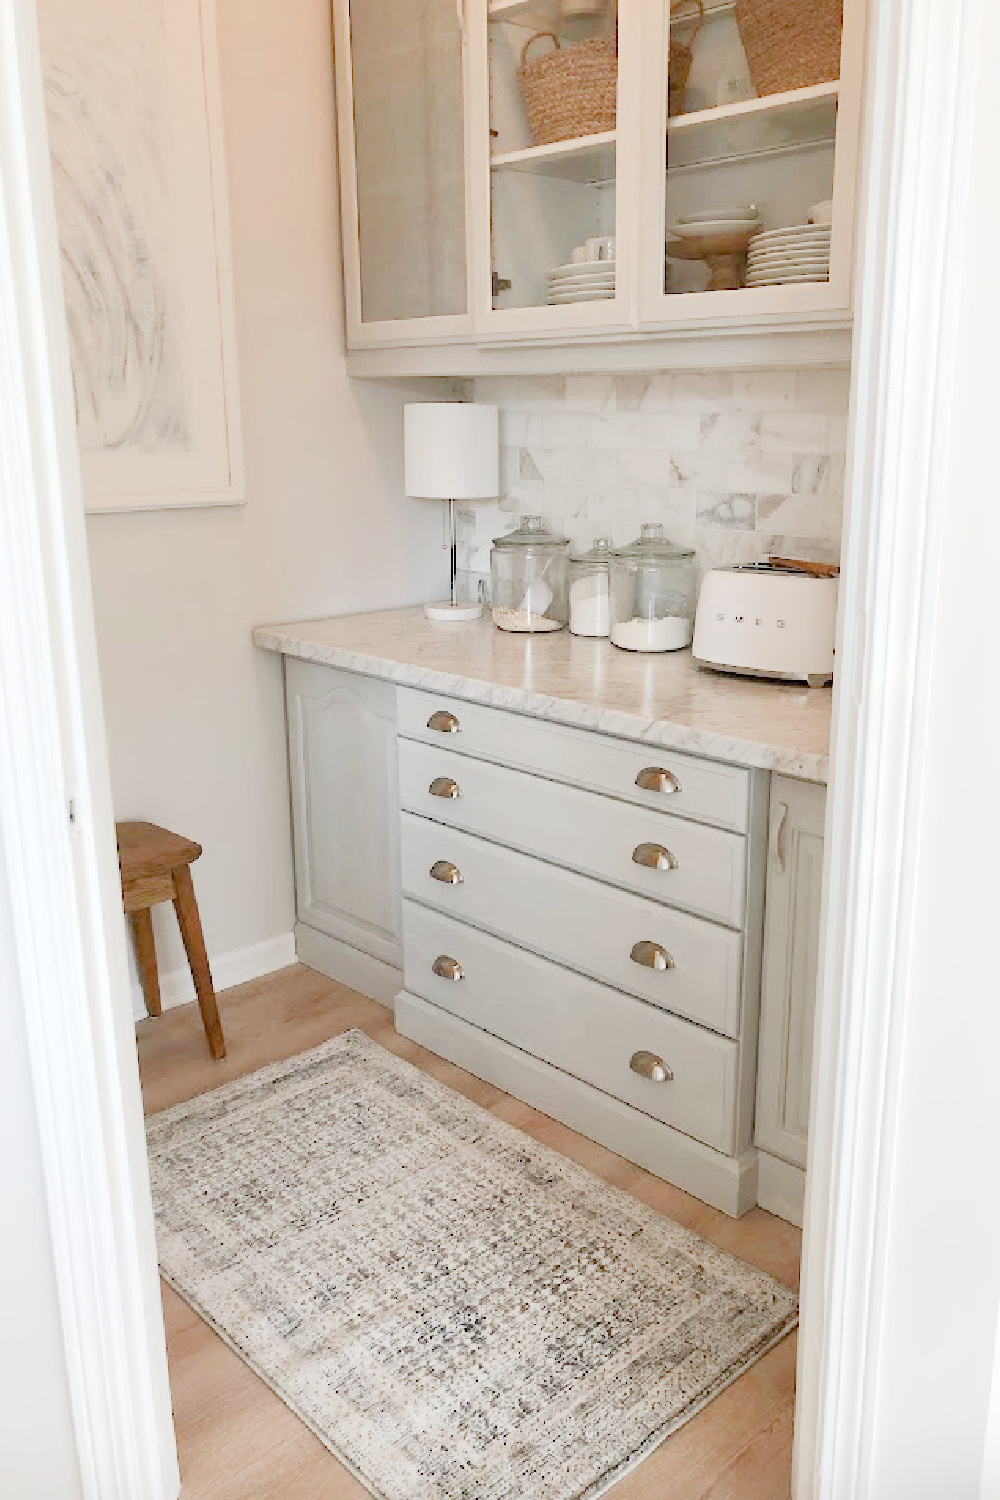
750, 226, 832, 245
748, 256, 831, 269
668, 218, 760, 238
747, 252, 831, 269
547, 288, 617, 303
749, 246, 831, 263
749, 238, 830, 253
746, 270, 831, 285
748, 244, 831, 259
547, 269, 616, 284
548, 259, 615, 278
547, 283, 617, 297
675, 206, 759, 225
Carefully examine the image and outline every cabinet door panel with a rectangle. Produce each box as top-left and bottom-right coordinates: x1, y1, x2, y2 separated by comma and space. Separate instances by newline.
470, 0, 641, 340
286, 660, 401, 966
754, 774, 825, 1168
638, 0, 866, 328
334, 0, 472, 346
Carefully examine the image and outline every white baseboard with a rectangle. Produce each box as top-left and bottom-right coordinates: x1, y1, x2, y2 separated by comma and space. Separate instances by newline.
131, 931, 297, 1022
395, 990, 759, 1218
294, 923, 400, 1009
756, 1149, 806, 1227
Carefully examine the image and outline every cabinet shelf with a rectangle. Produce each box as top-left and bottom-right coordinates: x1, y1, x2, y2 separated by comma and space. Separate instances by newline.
668, 82, 839, 171
668, 79, 839, 132
488, 0, 622, 30
671, 0, 735, 21
491, 131, 616, 183
488, 0, 574, 30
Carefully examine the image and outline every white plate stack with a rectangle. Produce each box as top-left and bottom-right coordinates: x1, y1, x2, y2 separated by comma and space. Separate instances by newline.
546, 260, 616, 305
746, 224, 832, 286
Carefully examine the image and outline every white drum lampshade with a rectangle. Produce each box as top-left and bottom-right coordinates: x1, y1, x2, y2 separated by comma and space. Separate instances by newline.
404, 403, 499, 621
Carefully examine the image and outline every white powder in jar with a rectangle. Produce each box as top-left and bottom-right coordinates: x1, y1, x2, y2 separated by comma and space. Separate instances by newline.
610, 615, 693, 652
492, 607, 565, 633
569, 574, 610, 637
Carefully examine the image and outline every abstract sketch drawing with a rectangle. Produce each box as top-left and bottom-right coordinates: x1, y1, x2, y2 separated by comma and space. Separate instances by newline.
37, 0, 243, 511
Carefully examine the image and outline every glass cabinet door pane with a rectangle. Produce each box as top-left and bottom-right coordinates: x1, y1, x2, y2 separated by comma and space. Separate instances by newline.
351, 0, 467, 323
663, 0, 842, 296
488, 1, 619, 311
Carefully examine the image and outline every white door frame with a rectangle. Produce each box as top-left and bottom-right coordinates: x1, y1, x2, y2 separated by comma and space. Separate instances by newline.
1, 0, 994, 1495
0, 4, 177, 1498
794, 0, 991, 1493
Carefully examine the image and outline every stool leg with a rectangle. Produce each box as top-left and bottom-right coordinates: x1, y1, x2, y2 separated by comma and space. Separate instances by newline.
171, 865, 226, 1060
130, 908, 161, 1018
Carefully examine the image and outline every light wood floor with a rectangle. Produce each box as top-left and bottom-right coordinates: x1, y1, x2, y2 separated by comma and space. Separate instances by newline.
138, 964, 800, 1500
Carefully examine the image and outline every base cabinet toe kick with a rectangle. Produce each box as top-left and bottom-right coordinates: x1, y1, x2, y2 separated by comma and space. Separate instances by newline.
283, 665, 825, 1221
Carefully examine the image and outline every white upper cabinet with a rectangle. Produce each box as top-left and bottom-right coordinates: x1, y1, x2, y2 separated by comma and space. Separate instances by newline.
333, 0, 866, 365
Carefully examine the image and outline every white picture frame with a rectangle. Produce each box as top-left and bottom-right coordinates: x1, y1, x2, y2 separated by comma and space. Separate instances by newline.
38, 0, 243, 513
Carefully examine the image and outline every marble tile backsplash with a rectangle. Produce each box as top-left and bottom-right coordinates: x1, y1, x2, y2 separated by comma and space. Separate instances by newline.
455, 369, 850, 602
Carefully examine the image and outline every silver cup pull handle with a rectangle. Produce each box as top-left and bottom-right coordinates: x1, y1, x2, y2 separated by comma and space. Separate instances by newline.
430, 860, 463, 885
635, 766, 681, 795
427, 710, 461, 733
630, 1050, 673, 1083
630, 940, 674, 972
429, 777, 461, 799
632, 842, 678, 872
432, 955, 464, 982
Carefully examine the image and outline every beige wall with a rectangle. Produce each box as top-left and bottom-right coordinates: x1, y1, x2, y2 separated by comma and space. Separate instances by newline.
85, 0, 446, 991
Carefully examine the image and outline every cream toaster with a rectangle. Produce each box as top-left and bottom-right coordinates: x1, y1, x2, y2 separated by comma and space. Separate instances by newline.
692, 563, 838, 686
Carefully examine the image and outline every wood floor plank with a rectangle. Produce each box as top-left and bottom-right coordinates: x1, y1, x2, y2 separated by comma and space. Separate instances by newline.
139, 963, 800, 1499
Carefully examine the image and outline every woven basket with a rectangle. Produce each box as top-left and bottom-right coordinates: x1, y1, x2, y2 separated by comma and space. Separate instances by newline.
667, 0, 704, 117
517, 31, 617, 147
734, 0, 842, 96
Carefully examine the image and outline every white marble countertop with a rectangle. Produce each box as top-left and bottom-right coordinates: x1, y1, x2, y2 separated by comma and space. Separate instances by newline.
254, 608, 832, 783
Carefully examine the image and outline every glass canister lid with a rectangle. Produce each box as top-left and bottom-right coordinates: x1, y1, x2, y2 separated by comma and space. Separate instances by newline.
492, 516, 569, 552
570, 536, 613, 565
612, 522, 695, 563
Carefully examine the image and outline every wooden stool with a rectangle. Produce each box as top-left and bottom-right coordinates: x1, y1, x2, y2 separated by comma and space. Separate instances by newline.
117, 821, 226, 1060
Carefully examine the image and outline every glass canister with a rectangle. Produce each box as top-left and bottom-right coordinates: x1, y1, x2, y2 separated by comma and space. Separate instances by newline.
568, 537, 613, 637
490, 517, 569, 632
609, 524, 696, 652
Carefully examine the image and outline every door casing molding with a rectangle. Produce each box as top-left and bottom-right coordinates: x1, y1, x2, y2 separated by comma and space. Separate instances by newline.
0, 3, 178, 1496
794, 0, 987, 1493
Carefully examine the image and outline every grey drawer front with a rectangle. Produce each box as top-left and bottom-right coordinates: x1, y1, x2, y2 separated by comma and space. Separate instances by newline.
399, 737, 747, 929
398, 687, 750, 832
403, 901, 739, 1156
401, 813, 743, 1037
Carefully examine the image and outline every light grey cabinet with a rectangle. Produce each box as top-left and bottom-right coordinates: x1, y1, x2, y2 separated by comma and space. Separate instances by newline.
285, 659, 402, 1004
755, 774, 827, 1226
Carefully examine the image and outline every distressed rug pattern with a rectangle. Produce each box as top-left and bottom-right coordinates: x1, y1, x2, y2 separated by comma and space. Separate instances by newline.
147, 1030, 797, 1500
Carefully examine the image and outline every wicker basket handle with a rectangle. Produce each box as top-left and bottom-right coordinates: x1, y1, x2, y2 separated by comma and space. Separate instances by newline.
521, 31, 560, 67
671, 0, 704, 46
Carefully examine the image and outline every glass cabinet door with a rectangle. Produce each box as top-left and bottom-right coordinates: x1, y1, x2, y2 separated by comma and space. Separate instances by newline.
483, 0, 629, 328
338, 0, 470, 340
646, 0, 860, 317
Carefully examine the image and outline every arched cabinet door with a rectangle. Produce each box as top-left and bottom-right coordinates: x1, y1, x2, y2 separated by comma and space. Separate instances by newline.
285, 659, 402, 997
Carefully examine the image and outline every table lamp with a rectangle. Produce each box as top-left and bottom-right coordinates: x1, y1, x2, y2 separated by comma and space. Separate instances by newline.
404, 402, 499, 621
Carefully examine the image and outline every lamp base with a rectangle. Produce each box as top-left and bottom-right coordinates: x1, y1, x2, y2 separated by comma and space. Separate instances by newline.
423, 600, 483, 622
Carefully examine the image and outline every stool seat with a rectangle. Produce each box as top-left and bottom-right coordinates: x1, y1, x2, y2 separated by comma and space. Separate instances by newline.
117, 820, 226, 1060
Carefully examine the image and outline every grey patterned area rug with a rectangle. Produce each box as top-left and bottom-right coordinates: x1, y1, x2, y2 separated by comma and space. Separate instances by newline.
147, 1031, 797, 1500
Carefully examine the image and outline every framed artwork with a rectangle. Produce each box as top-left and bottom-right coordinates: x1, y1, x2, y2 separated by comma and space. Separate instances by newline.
37, 0, 244, 512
